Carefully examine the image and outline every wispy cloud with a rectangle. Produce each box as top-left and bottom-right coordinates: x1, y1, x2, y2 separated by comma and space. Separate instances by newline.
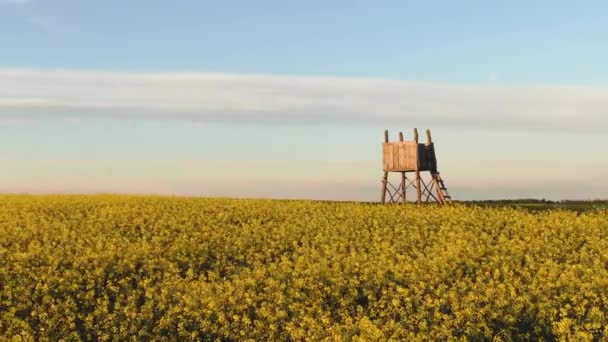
0, 0, 32, 6
488, 71, 499, 82
1, 68, 607, 132
24, 15, 68, 34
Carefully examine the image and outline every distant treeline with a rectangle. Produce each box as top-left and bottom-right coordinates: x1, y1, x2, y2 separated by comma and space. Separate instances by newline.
462, 199, 608, 212
464, 199, 608, 204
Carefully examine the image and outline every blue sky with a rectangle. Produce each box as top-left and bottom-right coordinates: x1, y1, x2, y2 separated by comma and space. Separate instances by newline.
3, 0, 608, 83
1, 0, 607, 200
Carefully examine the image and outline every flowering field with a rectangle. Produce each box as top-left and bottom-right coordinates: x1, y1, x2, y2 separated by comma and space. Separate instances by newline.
2, 195, 607, 340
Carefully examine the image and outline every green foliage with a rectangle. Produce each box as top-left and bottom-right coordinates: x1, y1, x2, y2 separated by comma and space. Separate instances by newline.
466, 199, 608, 212
1, 195, 607, 340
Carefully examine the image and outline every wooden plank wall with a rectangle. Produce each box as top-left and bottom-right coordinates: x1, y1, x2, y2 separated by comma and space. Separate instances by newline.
383, 142, 418, 171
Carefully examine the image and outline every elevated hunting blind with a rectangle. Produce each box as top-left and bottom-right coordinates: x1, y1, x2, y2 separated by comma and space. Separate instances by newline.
381, 128, 452, 205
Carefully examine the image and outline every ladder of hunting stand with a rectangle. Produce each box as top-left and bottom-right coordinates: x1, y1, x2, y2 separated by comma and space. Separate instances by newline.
432, 172, 452, 204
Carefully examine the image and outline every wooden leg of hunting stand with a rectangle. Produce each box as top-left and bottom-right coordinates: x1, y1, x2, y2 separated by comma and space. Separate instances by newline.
381, 129, 390, 204
414, 128, 422, 205
401, 172, 406, 203
415, 172, 422, 205
398, 131, 406, 203
381, 171, 388, 204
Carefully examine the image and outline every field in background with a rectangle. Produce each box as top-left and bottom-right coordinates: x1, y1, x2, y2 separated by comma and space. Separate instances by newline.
2, 195, 607, 340
466, 199, 608, 212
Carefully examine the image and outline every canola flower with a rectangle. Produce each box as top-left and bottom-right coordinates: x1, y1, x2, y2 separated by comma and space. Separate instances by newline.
1, 194, 607, 341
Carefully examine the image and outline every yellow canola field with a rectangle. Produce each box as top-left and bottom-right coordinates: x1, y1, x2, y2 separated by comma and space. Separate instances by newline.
1, 195, 608, 341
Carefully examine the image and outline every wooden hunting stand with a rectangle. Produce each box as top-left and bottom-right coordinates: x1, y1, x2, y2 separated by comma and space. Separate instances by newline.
381, 128, 452, 205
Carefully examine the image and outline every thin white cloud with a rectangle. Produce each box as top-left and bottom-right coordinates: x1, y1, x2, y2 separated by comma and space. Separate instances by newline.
488, 71, 499, 82
1, 68, 607, 132
24, 15, 68, 34
0, 0, 31, 4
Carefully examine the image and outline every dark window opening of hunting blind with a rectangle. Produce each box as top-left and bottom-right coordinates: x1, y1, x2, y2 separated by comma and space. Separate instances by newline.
382, 142, 438, 172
